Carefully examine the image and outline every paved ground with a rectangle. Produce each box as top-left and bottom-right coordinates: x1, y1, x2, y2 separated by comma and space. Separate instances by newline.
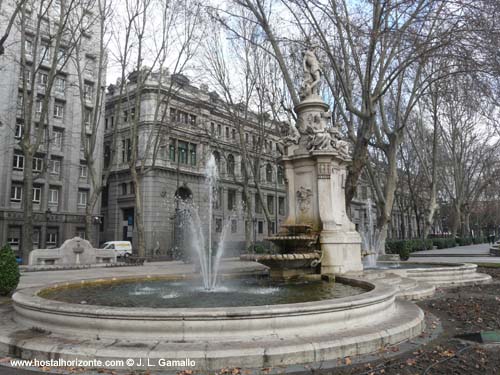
408, 243, 500, 264
410, 243, 491, 256
17, 258, 267, 289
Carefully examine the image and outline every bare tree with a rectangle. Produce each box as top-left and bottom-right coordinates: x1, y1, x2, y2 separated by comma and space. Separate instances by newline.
14, 0, 93, 263
109, 0, 203, 257
74, 0, 112, 244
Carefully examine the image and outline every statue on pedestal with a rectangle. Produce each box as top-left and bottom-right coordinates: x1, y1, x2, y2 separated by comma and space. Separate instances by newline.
300, 45, 321, 100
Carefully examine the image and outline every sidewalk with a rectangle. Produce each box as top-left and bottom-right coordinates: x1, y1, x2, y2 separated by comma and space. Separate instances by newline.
410, 243, 491, 257
408, 243, 500, 264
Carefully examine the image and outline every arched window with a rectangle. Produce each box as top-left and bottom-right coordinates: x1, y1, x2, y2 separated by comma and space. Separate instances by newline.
266, 163, 273, 183
227, 154, 235, 177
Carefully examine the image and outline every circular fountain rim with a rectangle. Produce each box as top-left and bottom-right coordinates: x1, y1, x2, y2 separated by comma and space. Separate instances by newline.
13, 274, 395, 318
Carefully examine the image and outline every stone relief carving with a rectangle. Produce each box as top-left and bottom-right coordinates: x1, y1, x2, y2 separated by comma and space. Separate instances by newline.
296, 186, 313, 212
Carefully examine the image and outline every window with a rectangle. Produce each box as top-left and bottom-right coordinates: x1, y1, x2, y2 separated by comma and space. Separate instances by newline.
38, 72, 48, 87
79, 163, 88, 178
255, 193, 262, 214
210, 122, 215, 135
40, 43, 51, 64
15, 123, 23, 139
35, 99, 43, 114
214, 187, 221, 210
168, 139, 176, 161
266, 163, 273, 182
24, 39, 33, 57
53, 129, 63, 149
33, 228, 40, 248
13, 154, 24, 170
225, 127, 229, 139
178, 141, 188, 164
227, 154, 235, 177
215, 218, 222, 233
258, 221, 263, 234
122, 138, 131, 162
21, 68, 31, 85
8, 226, 21, 251
227, 189, 236, 211
189, 144, 197, 166
245, 133, 249, 143
84, 57, 95, 77
84, 108, 92, 126
47, 229, 58, 247
121, 183, 127, 195
57, 47, 66, 62
217, 124, 222, 137
49, 158, 61, 175
277, 166, 284, 184
232, 128, 236, 139
78, 190, 88, 206
268, 222, 276, 235
213, 151, 221, 171
84, 82, 93, 100
48, 188, 59, 204
33, 157, 43, 172
10, 185, 22, 202
55, 77, 65, 93
189, 114, 196, 126
231, 219, 237, 233
53, 102, 64, 118
17, 94, 24, 111
279, 196, 285, 216
33, 186, 41, 203
267, 195, 274, 215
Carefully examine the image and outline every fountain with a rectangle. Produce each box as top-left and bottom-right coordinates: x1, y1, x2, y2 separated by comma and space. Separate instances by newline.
11, 44, 490, 372
243, 44, 363, 277
186, 154, 229, 290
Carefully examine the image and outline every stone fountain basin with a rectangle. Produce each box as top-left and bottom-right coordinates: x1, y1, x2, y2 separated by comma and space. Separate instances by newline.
14, 275, 395, 342
7, 275, 426, 369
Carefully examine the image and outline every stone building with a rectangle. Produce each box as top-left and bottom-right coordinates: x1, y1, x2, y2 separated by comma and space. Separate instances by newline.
0, 1, 104, 254
100, 71, 287, 256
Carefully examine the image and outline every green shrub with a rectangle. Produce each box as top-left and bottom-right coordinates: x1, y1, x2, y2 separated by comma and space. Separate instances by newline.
0, 244, 20, 296
247, 244, 268, 254
456, 237, 473, 246
433, 238, 456, 249
472, 236, 486, 244
385, 240, 412, 260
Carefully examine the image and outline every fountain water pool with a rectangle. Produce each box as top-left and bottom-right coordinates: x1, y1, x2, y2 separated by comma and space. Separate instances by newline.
39, 276, 366, 308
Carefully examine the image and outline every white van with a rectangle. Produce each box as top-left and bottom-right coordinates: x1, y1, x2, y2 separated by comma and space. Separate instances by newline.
101, 241, 133, 257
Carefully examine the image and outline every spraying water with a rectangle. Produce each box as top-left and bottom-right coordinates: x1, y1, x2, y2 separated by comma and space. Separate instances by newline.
185, 154, 231, 290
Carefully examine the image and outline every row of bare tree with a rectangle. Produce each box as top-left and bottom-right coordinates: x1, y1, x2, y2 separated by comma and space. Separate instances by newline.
1, 0, 499, 261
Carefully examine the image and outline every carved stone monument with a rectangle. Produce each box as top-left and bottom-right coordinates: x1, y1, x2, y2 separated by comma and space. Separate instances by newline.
280, 45, 363, 274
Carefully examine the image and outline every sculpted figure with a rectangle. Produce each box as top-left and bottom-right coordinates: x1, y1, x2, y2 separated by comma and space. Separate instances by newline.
280, 120, 300, 145
300, 45, 321, 99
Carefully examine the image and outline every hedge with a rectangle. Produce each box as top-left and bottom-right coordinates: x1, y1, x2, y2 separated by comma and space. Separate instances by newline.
385, 239, 434, 260
0, 244, 20, 296
433, 238, 457, 249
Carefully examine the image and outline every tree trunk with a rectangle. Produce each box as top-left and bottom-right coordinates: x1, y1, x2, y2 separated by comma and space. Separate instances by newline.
21, 151, 34, 264
130, 168, 146, 257
85, 187, 101, 246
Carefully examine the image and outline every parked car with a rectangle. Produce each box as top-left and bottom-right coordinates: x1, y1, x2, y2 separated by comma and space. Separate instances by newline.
101, 241, 133, 257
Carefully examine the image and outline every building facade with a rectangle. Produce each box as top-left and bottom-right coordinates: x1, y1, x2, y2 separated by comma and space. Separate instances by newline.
101, 71, 287, 256
0, 0, 104, 254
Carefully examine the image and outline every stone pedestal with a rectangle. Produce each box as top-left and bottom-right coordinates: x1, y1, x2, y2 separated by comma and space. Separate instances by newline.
280, 96, 363, 275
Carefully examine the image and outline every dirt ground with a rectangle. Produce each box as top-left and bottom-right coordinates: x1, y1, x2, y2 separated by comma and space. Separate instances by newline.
325, 266, 500, 375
